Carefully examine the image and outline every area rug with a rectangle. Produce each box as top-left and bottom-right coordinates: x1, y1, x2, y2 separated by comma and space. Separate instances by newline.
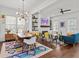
0, 41, 52, 58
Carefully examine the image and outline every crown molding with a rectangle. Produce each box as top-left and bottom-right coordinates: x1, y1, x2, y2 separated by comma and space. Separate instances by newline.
31, 0, 57, 14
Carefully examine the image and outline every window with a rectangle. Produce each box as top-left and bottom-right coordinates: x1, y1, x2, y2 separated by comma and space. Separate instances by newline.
6, 16, 16, 34
5, 16, 26, 34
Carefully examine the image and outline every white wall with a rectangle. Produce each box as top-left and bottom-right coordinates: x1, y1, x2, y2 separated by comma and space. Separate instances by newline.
51, 12, 79, 35
0, 17, 5, 42
0, 5, 16, 16
37, 0, 79, 35
5, 15, 32, 33
40, 0, 79, 17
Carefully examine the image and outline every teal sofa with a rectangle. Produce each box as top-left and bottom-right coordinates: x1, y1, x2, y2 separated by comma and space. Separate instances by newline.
62, 33, 79, 45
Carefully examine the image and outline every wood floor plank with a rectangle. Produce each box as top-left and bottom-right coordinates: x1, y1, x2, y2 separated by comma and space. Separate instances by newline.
0, 42, 3, 53
37, 39, 79, 58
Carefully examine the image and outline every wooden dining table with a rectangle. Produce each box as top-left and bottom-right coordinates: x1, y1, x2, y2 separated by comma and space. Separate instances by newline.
13, 33, 35, 46
18, 34, 34, 39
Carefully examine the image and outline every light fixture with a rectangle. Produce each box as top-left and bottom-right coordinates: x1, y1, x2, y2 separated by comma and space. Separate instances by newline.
16, 0, 28, 20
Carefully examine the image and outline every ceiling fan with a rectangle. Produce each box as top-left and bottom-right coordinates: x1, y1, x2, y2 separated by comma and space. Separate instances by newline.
60, 9, 71, 14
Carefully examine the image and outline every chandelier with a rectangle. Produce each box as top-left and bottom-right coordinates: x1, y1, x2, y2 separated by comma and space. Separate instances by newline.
16, 0, 28, 20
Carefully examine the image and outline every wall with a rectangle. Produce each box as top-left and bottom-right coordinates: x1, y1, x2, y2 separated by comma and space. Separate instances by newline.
0, 17, 5, 42
39, 16, 51, 33
37, 0, 79, 35
51, 12, 79, 35
40, 0, 79, 17
0, 5, 16, 16
5, 16, 32, 33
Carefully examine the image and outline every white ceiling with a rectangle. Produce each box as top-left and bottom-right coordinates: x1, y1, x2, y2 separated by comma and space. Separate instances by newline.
0, 0, 58, 16
40, 0, 79, 17
0, 0, 48, 11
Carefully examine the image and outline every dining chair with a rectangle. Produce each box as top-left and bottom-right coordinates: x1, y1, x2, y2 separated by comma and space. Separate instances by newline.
13, 34, 23, 47
23, 37, 36, 55
52, 32, 60, 46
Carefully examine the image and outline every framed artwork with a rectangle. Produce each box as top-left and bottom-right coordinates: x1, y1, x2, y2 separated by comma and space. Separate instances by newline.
41, 18, 50, 26
60, 22, 65, 27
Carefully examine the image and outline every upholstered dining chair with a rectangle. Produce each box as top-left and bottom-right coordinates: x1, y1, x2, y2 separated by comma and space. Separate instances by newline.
23, 37, 36, 55
13, 34, 23, 47
23, 37, 36, 50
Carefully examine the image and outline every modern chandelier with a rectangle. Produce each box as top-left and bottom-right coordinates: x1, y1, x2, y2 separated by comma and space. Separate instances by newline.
16, 0, 28, 20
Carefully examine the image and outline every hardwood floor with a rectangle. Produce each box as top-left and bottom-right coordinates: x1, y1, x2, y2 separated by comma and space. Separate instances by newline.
0, 42, 3, 53
37, 39, 79, 58
0, 39, 79, 58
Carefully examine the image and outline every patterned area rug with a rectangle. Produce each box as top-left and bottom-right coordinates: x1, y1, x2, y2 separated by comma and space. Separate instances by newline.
0, 41, 52, 58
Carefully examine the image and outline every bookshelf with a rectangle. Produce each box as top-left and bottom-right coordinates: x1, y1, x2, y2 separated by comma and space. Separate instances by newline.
32, 15, 38, 31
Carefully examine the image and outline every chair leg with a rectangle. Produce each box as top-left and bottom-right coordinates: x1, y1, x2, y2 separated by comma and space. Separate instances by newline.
56, 39, 58, 46
73, 44, 75, 47
21, 43, 25, 52
27, 44, 36, 56
34, 43, 36, 48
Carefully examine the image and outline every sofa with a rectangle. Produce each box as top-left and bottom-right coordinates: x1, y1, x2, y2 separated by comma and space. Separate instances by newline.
62, 33, 79, 45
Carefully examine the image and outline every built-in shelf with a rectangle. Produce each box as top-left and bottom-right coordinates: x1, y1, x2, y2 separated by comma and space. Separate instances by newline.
32, 15, 38, 31
40, 25, 50, 27
32, 15, 38, 19
32, 22, 38, 23
32, 26, 38, 27
32, 29, 38, 31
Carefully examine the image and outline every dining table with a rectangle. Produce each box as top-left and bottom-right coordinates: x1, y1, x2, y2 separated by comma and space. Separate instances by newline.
18, 33, 34, 40
13, 33, 34, 46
